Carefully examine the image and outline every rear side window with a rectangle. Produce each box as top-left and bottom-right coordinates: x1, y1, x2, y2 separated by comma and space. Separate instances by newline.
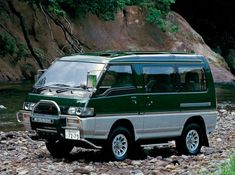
178, 67, 207, 92
143, 66, 176, 93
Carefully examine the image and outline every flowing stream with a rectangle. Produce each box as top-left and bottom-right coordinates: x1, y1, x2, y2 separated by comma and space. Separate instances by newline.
0, 82, 234, 131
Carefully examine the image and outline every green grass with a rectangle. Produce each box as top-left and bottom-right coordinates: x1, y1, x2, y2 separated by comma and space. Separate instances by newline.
219, 154, 235, 175
208, 152, 235, 175
198, 152, 235, 175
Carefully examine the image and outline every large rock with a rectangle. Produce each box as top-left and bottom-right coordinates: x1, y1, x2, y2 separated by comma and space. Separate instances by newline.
166, 12, 235, 83
0, 2, 234, 83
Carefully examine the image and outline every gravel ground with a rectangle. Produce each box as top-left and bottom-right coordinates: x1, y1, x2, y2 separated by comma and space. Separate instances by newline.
0, 105, 234, 175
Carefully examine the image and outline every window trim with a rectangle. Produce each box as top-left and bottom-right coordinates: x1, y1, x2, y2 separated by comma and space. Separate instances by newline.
177, 66, 207, 92
140, 64, 208, 94
141, 64, 177, 93
95, 64, 137, 96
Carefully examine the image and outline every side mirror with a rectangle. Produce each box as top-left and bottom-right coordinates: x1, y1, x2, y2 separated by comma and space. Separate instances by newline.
34, 69, 47, 82
87, 74, 97, 88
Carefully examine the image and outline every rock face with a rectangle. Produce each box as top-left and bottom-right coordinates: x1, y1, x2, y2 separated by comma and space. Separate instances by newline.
0, 1, 234, 82
0, 104, 234, 174
166, 12, 235, 83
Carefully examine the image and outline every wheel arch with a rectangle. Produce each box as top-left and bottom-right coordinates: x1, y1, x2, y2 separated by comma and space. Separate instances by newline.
108, 119, 135, 141
183, 115, 209, 146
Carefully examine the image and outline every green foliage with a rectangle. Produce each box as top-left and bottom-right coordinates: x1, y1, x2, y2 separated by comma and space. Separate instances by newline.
146, 7, 164, 27
29, 0, 175, 31
136, 0, 176, 31
199, 153, 235, 175
0, 32, 29, 63
33, 48, 46, 59
219, 154, 235, 175
0, 32, 17, 56
17, 42, 29, 59
43, 0, 132, 20
76, 0, 129, 20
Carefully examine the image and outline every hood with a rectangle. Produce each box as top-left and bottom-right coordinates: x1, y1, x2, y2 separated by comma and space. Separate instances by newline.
26, 93, 89, 108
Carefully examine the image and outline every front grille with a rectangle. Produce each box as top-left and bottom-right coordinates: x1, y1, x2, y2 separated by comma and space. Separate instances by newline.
31, 122, 56, 130
31, 100, 66, 139
34, 101, 59, 115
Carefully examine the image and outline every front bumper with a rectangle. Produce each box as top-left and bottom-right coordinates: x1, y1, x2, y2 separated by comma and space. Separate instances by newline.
16, 110, 101, 149
27, 129, 101, 149
16, 110, 32, 131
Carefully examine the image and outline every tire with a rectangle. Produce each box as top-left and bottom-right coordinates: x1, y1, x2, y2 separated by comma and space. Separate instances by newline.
176, 123, 202, 155
45, 140, 74, 158
106, 127, 133, 161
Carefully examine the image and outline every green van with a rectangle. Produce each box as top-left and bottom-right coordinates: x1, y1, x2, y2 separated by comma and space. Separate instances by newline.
17, 52, 217, 160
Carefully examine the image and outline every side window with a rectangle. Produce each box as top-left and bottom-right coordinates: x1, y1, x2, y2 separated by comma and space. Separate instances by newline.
143, 66, 176, 93
178, 67, 207, 92
96, 65, 135, 95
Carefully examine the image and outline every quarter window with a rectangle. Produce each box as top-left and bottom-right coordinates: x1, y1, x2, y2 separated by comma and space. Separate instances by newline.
178, 67, 207, 92
143, 66, 176, 93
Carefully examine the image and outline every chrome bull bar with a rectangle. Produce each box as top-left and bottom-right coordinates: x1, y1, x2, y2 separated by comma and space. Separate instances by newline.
32, 100, 61, 116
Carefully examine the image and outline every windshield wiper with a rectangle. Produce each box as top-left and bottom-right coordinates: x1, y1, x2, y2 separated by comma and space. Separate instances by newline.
33, 83, 70, 93
33, 85, 51, 92
49, 83, 71, 87
56, 88, 71, 93
55, 85, 86, 93
35, 84, 89, 94
55, 84, 93, 93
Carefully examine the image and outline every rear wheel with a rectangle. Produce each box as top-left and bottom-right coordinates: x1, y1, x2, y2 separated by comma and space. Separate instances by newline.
176, 123, 202, 155
106, 127, 133, 161
45, 140, 74, 158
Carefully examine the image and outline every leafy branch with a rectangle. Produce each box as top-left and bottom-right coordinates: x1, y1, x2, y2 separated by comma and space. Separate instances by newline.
28, 0, 176, 31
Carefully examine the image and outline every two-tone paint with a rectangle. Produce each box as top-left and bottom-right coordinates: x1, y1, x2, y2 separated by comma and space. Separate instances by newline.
18, 52, 217, 149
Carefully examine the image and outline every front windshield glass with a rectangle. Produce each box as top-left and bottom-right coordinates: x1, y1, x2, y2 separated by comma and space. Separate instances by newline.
34, 61, 105, 88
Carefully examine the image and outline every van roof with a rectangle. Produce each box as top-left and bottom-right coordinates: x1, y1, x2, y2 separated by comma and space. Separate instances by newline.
59, 51, 205, 63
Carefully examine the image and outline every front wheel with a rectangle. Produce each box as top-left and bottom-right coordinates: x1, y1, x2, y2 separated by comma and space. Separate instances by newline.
176, 123, 203, 155
45, 140, 74, 158
106, 127, 133, 161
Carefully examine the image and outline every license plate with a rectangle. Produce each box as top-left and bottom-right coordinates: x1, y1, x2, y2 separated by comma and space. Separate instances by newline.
31, 117, 53, 124
65, 129, 80, 140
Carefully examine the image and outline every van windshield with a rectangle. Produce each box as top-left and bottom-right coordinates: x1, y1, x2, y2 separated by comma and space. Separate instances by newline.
34, 61, 105, 89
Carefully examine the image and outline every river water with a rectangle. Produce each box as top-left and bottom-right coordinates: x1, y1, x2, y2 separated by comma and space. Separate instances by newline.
0, 82, 33, 131
0, 82, 235, 131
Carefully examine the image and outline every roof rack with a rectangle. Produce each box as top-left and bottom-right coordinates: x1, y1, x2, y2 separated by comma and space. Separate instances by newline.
123, 51, 193, 55
78, 51, 194, 58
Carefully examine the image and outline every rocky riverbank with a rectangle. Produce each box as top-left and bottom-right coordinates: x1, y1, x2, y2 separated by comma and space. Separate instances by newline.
0, 106, 234, 175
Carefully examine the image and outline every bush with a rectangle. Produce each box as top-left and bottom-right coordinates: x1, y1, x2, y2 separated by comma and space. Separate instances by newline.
30, 0, 176, 31
0, 32, 17, 56
138, 0, 176, 31
17, 42, 29, 59
0, 31, 29, 64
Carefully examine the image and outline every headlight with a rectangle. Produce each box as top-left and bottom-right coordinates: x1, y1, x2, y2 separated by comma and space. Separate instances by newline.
23, 102, 36, 111
68, 107, 80, 115
67, 107, 94, 117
